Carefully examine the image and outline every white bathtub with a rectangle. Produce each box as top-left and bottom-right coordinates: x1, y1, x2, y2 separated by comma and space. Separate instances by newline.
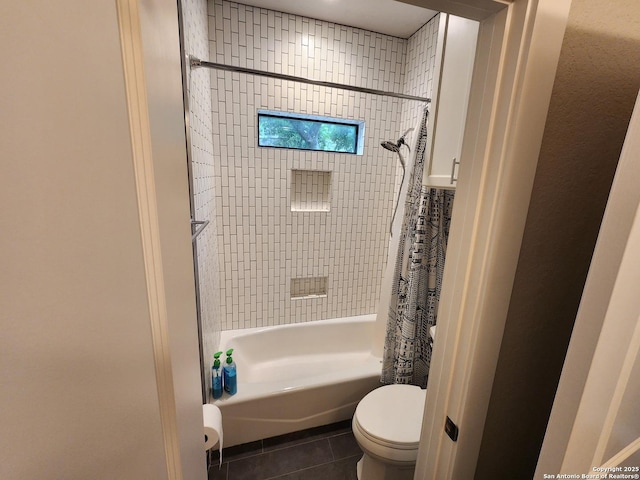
211, 314, 382, 447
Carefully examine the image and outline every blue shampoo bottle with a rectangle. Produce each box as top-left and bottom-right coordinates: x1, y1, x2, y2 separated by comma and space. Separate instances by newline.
223, 348, 237, 395
211, 351, 223, 399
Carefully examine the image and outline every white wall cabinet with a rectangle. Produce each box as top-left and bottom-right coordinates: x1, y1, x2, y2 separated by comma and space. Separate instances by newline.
425, 14, 479, 188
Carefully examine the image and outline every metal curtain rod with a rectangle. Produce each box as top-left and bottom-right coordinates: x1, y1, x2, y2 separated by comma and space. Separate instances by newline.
190, 57, 431, 103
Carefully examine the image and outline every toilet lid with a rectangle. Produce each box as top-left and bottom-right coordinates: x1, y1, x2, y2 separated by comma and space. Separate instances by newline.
355, 385, 426, 446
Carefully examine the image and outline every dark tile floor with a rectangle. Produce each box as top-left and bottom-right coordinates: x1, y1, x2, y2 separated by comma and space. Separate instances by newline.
208, 420, 362, 480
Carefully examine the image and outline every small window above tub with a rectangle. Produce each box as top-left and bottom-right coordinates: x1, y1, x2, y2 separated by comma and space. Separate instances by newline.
257, 110, 364, 155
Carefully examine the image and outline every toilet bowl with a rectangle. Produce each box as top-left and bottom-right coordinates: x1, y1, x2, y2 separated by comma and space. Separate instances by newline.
352, 384, 426, 480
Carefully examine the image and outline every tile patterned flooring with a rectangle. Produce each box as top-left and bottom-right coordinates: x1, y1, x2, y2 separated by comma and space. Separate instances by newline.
208, 420, 362, 480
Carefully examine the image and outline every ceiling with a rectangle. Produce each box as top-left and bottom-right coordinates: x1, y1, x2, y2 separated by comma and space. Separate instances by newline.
234, 0, 439, 38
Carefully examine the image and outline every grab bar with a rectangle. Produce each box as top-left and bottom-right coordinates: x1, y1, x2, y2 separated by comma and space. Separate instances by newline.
191, 219, 209, 242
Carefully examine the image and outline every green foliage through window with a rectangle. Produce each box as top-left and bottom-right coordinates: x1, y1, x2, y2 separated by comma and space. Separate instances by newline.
258, 113, 359, 154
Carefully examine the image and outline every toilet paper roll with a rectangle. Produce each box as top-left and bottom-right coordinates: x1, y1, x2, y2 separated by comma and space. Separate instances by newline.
203, 404, 223, 466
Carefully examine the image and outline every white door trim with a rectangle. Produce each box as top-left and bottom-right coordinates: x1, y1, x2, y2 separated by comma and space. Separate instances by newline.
560, 198, 640, 473
598, 437, 640, 472
411, 0, 573, 478
116, 1, 184, 478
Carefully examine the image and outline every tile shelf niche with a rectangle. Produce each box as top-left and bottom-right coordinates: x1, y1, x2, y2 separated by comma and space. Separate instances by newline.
291, 169, 332, 212
291, 276, 328, 300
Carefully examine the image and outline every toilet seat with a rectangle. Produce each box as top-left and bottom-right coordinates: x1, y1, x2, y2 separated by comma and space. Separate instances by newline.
352, 385, 426, 464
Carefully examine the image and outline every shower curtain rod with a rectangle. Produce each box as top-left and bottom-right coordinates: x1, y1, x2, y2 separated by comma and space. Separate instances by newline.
190, 57, 431, 103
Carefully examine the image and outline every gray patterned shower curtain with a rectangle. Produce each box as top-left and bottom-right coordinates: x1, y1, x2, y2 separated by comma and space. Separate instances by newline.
381, 110, 455, 388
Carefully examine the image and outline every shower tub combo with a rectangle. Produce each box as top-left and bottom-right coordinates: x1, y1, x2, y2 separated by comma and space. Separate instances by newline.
212, 314, 382, 447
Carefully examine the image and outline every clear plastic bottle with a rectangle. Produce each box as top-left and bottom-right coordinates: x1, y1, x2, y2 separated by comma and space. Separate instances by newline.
211, 351, 223, 399
223, 348, 237, 395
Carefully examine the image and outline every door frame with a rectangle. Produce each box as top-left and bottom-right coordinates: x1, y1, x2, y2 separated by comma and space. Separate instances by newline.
400, 0, 573, 478
117, 0, 574, 478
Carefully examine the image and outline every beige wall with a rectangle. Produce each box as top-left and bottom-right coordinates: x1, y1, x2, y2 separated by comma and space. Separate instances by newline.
535, 89, 640, 476
0, 1, 205, 479
474, 1, 640, 478
539, 92, 640, 472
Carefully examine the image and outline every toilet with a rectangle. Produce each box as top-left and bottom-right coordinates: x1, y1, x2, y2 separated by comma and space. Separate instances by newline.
352, 384, 426, 480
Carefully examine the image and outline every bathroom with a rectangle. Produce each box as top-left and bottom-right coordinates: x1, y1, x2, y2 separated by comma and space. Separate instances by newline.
10, 0, 638, 478
186, 0, 476, 477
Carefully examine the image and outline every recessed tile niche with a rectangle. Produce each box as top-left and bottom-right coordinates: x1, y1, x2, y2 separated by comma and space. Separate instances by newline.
291, 170, 331, 212
291, 276, 328, 300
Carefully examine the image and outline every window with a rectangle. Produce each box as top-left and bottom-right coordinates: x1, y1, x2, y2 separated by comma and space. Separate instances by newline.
258, 110, 364, 154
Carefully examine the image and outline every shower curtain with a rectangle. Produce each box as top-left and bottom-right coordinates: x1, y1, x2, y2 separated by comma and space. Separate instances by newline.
381, 110, 455, 388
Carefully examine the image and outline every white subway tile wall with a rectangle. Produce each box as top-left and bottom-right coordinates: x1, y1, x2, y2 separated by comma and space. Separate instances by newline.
183, 0, 222, 387
392, 16, 441, 215
403, 16, 440, 128
207, 0, 440, 330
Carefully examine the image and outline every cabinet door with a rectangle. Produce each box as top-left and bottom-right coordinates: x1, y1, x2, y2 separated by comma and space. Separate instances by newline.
426, 15, 478, 188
